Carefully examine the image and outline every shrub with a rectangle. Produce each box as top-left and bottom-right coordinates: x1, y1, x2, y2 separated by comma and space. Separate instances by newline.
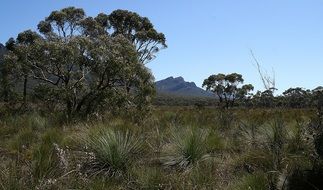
261, 117, 287, 171
161, 127, 210, 169
84, 128, 143, 177
215, 109, 235, 129
32, 129, 64, 181
206, 130, 224, 152
229, 172, 268, 190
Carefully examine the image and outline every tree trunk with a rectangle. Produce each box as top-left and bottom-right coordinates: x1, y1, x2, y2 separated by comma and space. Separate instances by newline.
66, 100, 73, 121
1, 65, 9, 102
23, 74, 27, 105
224, 94, 229, 109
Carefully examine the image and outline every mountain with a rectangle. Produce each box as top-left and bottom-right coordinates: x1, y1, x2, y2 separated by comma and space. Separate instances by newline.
155, 76, 214, 98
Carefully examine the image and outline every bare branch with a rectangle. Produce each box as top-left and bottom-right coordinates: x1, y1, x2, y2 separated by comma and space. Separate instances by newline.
250, 49, 276, 92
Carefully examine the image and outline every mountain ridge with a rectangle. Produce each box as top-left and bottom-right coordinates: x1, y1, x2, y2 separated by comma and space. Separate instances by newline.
155, 76, 214, 98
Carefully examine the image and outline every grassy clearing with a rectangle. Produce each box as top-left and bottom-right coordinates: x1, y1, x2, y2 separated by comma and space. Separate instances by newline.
0, 107, 320, 189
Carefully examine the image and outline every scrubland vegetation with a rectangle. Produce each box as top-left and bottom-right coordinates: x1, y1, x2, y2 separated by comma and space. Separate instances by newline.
1, 107, 323, 189
1, 6, 323, 190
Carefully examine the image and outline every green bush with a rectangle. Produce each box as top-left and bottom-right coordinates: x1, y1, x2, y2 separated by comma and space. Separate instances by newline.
161, 126, 210, 169
84, 127, 143, 177
32, 129, 64, 181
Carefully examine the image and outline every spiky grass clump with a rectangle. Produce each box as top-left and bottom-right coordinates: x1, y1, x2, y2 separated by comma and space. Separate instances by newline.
256, 117, 288, 172
229, 172, 268, 190
8, 127, 38, 153
32, 129, 64, 181
84, 128, 143, 177
206, 130, 224, 152
162, 127, 210, 169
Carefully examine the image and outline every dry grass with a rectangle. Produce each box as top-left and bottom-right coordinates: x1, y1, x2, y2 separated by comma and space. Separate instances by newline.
0, 107, 320, 189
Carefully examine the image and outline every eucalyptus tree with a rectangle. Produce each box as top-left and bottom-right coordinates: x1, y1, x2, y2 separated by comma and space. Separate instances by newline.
108, 9, 167, 64
5, 7, 165, 118
237, 84, 254, 106
312, 86, 323, 128
37, 8, 167, 64
4, 31, 41, 104
203, 73, 253, 108
282, 87, 309, 108
0, 41, 11, 102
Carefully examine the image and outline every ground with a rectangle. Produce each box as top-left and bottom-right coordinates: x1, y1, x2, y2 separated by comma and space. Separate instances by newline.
0, 107, 319, 189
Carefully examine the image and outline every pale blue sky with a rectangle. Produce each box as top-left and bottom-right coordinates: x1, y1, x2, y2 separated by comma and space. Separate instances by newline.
1, 0, 323, 93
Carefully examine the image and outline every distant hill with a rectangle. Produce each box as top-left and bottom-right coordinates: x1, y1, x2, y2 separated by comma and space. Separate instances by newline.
155, 76, 214, 98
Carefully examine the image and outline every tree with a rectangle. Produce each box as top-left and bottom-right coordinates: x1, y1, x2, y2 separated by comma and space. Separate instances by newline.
250, 50, 277, 93
37, 8, 167, 65
0, 39, 22, 103
108, 10, 167, 64
282, 87, 309, 108
251, 89, 275, 107
4, 31, 41, 105
4, 7, 163, 119
0, 42, 11, 102
202, 73, 253, 108
237, 84, 254, 106
312, 86, 323, 127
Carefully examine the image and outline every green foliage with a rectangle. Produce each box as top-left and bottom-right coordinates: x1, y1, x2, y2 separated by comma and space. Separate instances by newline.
215, 109, 236, 129
0, 107, 321, 189
202, 73, 253, 108
229, 172, 268, 190
108, 9, 167, 64
188, 160, 218, 188
8, 127, 37, 153
32, 129, 64, 181
206, 130, 224, 152
264, 117, 287, 171
84, 127, 143, 177
2, 7, 166, 119
161, 126, 210, 169
131, 167, 165, 189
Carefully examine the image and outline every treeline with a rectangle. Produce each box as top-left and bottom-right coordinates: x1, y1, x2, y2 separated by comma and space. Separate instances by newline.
247, 87, 323, 108
155, 73, 323, 109
153, 94, 217, 107
202, 72, 323, 109
154, 88, 323, 108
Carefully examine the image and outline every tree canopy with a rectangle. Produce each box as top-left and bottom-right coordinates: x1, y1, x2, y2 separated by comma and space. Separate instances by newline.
202, 73, 252, 108
2, 7, 166, 119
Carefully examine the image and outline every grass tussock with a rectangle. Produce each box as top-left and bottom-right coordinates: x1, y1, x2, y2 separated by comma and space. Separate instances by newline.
161, 126, 210, 169
83, 127, 143, 177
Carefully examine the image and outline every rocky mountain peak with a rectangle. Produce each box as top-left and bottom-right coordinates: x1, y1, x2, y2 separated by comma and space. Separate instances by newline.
155, 76, 213, 97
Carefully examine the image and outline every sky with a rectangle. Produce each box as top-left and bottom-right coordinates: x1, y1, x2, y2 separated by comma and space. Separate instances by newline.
1, 0, 323, 94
